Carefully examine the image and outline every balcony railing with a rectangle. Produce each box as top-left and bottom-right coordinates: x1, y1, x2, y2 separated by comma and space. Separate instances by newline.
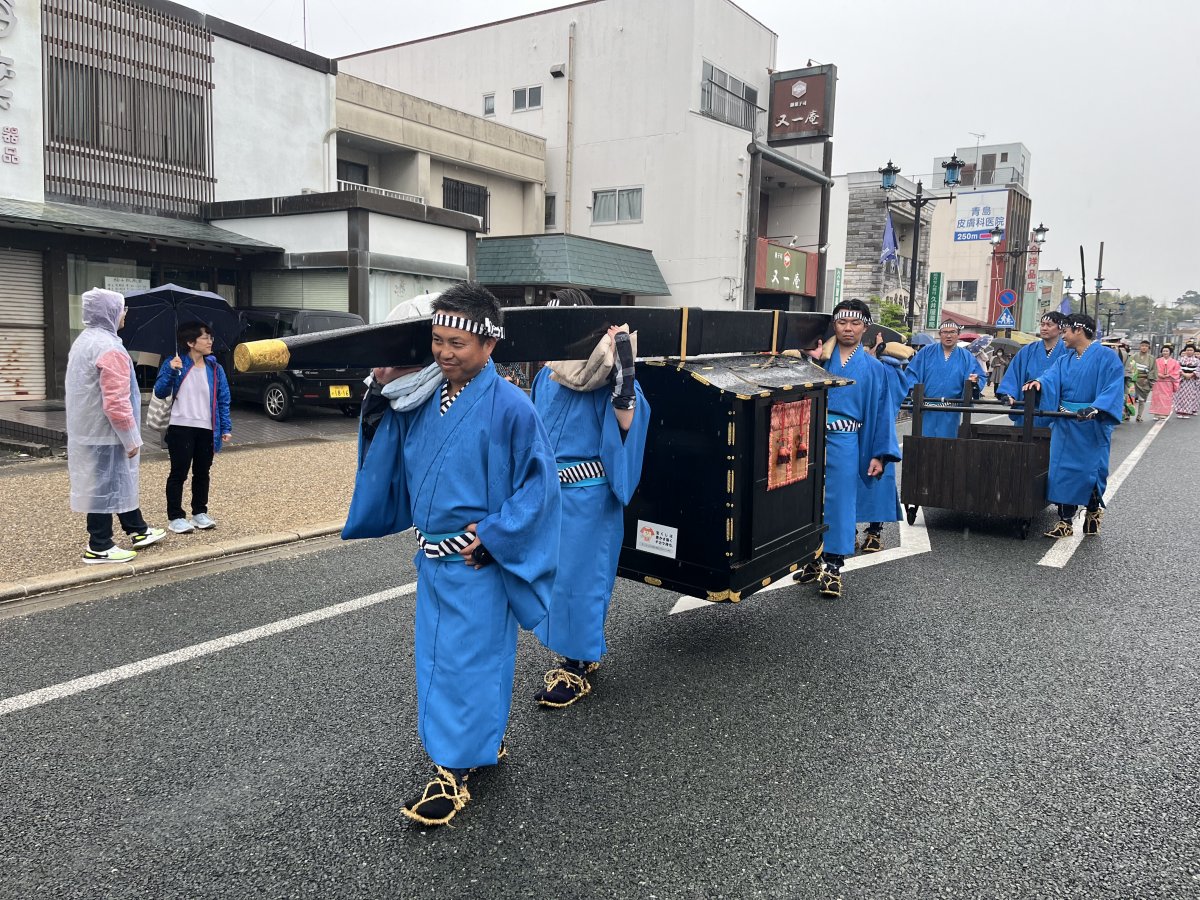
337, 180, 425, 206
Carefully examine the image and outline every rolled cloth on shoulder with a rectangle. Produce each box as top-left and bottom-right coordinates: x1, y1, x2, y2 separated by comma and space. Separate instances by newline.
548, 326, 637, 392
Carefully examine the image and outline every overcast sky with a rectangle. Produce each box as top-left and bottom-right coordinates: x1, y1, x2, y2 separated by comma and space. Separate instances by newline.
185, 0, 1198, 304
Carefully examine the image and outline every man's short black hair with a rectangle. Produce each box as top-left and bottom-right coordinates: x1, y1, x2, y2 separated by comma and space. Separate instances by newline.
432, 282, 503, 339
549, 287, 592, 307
1140, 339, 1151, 346
1066, 314, 1096, 338
831, 298, 872, 321
1040, 311, 1066, 327
177, 321, 212, 349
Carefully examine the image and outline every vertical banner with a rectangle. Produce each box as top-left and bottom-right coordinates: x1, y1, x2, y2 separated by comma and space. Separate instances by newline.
0, 0, 45, 202
924, 272, 943, 330
1019, 241, 1041, 333
832, 267, 843, 309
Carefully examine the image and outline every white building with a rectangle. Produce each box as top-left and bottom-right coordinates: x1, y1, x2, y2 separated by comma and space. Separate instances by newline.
927, 143, 1036, 331
340, 0, 834, 311
0, 0, 543, 401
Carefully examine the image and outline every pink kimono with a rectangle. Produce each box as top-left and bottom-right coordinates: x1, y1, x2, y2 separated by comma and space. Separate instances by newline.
1150, 356, 1181, 418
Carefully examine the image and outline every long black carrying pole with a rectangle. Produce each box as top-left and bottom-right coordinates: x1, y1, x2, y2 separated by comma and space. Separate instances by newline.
234, 307, 832, 373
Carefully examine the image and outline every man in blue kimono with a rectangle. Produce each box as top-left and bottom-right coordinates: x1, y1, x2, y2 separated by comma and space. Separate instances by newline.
793, 299, 901, 598
997, 312, 1070, 423
904, 320, 986, 438
530, 288, 651, 708
855, 341, 905, 552
1022, 314, 1126, 538
343, 283, 561, 827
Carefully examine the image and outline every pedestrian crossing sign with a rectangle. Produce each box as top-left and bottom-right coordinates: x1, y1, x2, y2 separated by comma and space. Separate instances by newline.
995, 308, 1017, 328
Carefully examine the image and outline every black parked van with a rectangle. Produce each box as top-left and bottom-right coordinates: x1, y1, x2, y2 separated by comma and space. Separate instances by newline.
225, 307, 368, 421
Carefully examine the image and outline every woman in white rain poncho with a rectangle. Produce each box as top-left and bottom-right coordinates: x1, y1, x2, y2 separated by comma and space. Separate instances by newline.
65, 288, 166, 563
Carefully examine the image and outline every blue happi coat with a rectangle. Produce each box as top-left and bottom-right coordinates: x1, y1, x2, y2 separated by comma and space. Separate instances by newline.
342, 361, 561, 769
1035, 342, 1126, 506
856, 355, 905, 525
904, 343, 986, 438
822, 345, 902, 557
998, 338, 1070, 424
531, 368, 650, 662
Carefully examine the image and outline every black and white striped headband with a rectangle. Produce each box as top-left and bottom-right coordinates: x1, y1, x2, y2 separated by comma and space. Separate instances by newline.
431, 313, 505, 339
832, 309, 869, 322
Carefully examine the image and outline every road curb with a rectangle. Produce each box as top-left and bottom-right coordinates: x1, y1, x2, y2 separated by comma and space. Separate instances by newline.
0, 522, 346, 603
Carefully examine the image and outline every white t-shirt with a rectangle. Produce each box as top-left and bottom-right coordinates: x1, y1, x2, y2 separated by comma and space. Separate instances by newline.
170, 360, 212, 430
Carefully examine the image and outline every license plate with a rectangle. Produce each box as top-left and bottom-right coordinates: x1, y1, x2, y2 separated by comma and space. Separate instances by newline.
329, 385, 350, 399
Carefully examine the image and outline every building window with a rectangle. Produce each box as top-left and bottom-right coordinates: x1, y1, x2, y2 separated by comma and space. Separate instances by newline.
700, 61, 759, 131
947, 280, 978, 304
443, 177, 490, 232
592, 187, 642, 224
483, 93, 495, 116
513, 85, 542, 111
42, 0, 214, 215
545, 193, 556, 229
337, 160, 369, 186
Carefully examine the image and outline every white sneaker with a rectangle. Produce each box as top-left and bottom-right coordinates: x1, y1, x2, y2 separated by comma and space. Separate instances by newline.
168, 518, 195, 534
130, 527, 167, 549
83, 545, 137, 565
191, 513, 216, 530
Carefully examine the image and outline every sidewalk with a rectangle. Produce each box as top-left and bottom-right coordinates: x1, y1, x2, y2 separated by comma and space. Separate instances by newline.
0, 436, 359, 602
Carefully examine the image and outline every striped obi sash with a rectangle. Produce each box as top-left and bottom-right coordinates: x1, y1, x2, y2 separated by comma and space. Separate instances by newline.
417, 529, 473, 561
826, 414, 862, 433
1058, 400, 1090, 414
557, 459, 607, 487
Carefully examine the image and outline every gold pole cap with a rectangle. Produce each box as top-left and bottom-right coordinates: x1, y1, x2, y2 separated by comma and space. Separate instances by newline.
234, 339, 291, 373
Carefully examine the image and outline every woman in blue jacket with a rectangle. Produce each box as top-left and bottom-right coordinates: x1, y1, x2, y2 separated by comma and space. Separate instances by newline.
154, 322, 232, 533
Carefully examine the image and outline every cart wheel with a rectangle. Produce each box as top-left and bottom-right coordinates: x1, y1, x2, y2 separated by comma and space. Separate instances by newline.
905, 505, 918, 526
1018, 519, 1031, 540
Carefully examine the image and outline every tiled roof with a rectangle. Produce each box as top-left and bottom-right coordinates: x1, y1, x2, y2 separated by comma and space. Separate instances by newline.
476, 233, 670, 296
0, 197, 281, 252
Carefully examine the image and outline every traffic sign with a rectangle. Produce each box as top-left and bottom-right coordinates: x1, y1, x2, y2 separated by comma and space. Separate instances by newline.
998, 289, 1018, 308
996, 308, 1017, 328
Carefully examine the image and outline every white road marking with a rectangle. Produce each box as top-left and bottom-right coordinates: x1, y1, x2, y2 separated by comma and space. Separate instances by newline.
1038, 418, 1168, 569
0, 582, 418, 718
669, 508, 931, 613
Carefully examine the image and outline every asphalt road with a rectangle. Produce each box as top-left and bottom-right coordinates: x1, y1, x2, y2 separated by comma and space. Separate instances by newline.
1, 416, 1197, 899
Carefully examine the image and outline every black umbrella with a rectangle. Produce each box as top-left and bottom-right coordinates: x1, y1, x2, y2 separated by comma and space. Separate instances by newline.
118, 284, 241, 357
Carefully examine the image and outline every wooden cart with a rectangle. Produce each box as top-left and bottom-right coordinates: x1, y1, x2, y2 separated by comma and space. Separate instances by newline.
901, 383, 1067, 539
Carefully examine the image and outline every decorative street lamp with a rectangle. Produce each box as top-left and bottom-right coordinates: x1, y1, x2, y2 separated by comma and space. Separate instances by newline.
986, 224, 1051, 332
878, 153, 964, 331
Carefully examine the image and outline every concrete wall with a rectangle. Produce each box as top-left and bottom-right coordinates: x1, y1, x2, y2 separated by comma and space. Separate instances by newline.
367, 212, 467, 267
341, 0, 787, 308
212, 37, 334, 201
928, 198, 993, 323
211, 212, 348, 254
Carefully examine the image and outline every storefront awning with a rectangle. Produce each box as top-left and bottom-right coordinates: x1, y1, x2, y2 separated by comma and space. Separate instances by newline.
0, 197, 282, 254
754, 143, 834, 188
476, 233, 670, 296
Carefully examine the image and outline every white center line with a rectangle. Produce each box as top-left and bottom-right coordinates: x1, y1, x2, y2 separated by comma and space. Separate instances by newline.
0, 582, 418, 718
670, 508, 931, 613
1038, 418, 1168, 569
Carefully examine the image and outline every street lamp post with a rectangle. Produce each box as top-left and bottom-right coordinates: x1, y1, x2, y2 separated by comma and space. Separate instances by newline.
988, 222, 1049, 332
878, 154, 965, 331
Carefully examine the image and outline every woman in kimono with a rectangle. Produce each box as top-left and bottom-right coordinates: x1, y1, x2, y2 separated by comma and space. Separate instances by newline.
1173, 343, 1200, 418
1149, 345, 1181, 420
793, 299, 900, 598
529, 288, 651, 708
1024, 314, 1126, 539
343, 283, 561, 828
903, 321, 986, 438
